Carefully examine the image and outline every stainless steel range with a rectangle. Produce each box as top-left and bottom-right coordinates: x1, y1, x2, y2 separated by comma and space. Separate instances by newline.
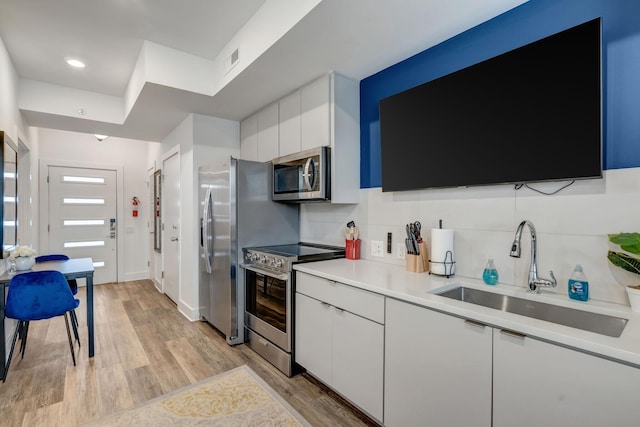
242, 243, 345, 376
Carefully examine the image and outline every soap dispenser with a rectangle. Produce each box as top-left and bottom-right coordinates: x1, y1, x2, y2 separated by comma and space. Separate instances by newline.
568, 264, 589, 301
482, 258, 499, 285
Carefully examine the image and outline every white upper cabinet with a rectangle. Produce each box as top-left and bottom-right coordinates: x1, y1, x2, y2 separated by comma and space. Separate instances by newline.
327, 72, 360, 203
299, 72, 360, 203
240, 113, 258, 161
241, 102, 279, 163
257, 102, 279, 162
301, 74, 331, 150
278, 90, 302, 157
240, 71, 360, 203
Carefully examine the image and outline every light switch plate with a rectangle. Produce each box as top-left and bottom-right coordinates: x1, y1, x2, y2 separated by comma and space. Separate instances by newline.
371, 240, 384, 257
397, 243, 406, 260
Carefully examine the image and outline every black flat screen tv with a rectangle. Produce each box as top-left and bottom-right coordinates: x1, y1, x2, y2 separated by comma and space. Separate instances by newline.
379, 18, 602, 192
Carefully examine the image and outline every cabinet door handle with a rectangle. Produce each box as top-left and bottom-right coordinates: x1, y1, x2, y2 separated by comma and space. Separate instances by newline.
321, 302, 331, 308
334, 306, 345, 313
327, 279, 337, 285
464, 319, 487, 329
500, 329, 526, 340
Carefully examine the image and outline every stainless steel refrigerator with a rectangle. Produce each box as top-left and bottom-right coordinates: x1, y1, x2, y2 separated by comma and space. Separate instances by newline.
199, 157, 299, 345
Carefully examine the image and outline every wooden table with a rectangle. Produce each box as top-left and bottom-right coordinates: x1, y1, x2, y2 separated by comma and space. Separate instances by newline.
0, 258, 95, 380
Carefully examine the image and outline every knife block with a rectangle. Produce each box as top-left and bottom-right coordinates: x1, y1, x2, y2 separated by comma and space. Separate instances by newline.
405, 254, 422, 272
405, 241, 429, 273
406, 254, 425, 273
419, 241, 429, 272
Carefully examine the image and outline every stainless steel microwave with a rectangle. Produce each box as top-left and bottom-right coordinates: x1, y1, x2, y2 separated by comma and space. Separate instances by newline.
272, 146, 330, 202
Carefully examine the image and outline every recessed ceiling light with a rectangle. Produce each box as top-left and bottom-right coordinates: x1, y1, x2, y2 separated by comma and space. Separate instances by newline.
66, 58, 86, 68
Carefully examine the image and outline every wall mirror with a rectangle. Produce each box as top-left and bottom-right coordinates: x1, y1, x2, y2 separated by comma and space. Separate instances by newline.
154, 169, 161, 252
1, 131, 18, 259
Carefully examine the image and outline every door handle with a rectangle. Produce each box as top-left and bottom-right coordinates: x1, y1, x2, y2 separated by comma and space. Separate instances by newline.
500, 329, 526, 340
170, 237, 179, 242
464, 319, 487, 329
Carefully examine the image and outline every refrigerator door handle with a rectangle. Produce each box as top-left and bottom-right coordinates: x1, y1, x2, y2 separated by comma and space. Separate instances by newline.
202, 187, 213, 274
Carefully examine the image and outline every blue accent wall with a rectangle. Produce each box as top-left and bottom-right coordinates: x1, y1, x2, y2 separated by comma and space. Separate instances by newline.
360, 0, 640, 188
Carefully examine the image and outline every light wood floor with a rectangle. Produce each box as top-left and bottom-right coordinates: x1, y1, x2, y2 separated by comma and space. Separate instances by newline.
0, 280, 377, 426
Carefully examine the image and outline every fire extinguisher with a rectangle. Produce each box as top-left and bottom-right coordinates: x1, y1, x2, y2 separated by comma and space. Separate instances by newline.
132, 196, 140, 217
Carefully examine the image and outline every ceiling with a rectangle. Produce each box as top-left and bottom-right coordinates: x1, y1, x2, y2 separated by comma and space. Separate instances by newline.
0, 0, 528, 142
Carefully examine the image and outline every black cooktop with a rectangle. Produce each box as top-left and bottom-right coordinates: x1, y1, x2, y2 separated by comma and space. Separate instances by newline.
246, 242, 345, 262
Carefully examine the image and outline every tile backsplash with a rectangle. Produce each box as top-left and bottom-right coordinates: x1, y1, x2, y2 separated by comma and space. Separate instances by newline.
300, 167, 640, 306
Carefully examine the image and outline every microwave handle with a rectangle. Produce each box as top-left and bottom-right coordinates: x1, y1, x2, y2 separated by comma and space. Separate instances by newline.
303, 157, 317, 191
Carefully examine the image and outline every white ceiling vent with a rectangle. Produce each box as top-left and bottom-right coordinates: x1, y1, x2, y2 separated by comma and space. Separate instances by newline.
224, 48, 240, 75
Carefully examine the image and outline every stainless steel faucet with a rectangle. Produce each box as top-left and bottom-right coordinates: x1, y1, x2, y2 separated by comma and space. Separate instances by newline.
510, 220, 557, 293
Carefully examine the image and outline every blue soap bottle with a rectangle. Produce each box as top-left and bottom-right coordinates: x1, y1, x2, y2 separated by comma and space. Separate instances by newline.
568, 264, 589, 301
482, 258, 499, 285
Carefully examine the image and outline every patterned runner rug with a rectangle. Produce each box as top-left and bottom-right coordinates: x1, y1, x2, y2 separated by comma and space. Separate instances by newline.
83, 365, 310, 426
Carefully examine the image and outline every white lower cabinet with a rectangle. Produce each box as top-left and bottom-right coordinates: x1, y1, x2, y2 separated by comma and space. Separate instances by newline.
332, 306, 384, 419
386, 297, 640, 427
493, 328, 640, 427
384, 298, 492, 427
295, 292, 332, 384
295, 272, 384, 422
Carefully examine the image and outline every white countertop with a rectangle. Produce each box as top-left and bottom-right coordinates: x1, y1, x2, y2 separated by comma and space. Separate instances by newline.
294, 259, 640, 367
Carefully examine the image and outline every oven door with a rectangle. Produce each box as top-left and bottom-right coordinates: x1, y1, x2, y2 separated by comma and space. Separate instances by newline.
243, 264, 291, 352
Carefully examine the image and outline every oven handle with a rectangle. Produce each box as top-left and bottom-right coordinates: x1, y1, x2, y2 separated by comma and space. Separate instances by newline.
241, 264, 290, 282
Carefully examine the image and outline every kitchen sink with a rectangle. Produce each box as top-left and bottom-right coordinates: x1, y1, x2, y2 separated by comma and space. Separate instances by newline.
436, 286, 628, 338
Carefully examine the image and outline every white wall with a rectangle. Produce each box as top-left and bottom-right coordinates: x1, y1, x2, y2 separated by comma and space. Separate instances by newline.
157, 113, 240, 321
1, 34, 37, 359
0, 35, 36, 248
0, 37, 27, 142
159, 115, 193, 316
37, 128, 160, 281
301, 167, 640, 307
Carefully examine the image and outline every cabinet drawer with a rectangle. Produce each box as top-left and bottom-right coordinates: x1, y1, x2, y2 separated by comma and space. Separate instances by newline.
296, 272, 384, 323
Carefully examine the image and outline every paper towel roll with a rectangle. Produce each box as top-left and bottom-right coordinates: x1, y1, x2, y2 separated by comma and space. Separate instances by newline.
430, 228, 455, 276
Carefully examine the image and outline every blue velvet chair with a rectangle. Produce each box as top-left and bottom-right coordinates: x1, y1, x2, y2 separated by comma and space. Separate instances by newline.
3, 270, 80, 381
35, 254, 80, 336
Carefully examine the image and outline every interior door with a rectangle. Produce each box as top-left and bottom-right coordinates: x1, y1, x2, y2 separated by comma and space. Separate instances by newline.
161, 152, 180, 303
47, 166, 117, 284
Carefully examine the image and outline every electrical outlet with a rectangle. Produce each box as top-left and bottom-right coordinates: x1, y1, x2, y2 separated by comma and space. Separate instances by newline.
397, 243, 406, 260
371, 240, 384, 257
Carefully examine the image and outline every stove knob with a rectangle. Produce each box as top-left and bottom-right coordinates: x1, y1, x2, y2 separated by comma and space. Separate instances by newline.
245, 253, 251, 261
260, 256, 268, 264
251, 253, 259, 262
274, 259, 283, 268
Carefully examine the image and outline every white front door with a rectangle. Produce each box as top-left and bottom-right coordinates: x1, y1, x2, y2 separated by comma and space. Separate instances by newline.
47, 166, 118, 284
161, 152, 180, 303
